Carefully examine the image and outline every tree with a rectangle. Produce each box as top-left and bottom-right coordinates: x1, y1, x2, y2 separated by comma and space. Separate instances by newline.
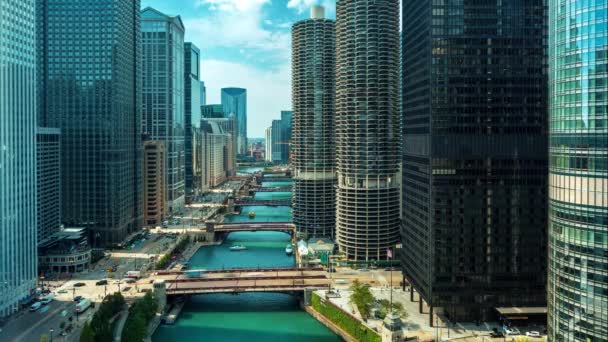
79, 323, 95, 342
349, 280, 375, 319
40, 334, 48, 342
121, 311, 147, 342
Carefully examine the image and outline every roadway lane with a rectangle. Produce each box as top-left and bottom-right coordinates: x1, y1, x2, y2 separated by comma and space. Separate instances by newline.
0, 300, 76, 342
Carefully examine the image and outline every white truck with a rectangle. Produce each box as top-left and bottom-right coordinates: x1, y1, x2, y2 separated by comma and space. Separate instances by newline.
75, 298, 91, 313
126, 271, 141, 279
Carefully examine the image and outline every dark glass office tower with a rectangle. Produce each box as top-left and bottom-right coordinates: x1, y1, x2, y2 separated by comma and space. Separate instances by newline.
335, 0, 401, 261
401, 0, 548, 321
184, 42, 201, 203
547, 1, 608, 341
38, 0, 142, 245
292, 5, 336, 239
280, 110, 293, 162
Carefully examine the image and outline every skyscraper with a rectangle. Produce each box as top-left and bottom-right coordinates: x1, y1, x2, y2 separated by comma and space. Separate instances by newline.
335, 0, 401, 260
401, 0, 548, 321
184, 42, 201, 203
280, 110, 293, 162
271, 119, 284, 163
221, 87, 247, 155
0, 0, 38, 318
142, 7, 186, 212
265, 126, 273, 162
37, 127, 61, 244
292, 5, 336, 238
547, 1, 608, 341
143, 140, 167, 226
38, 0, 142, 244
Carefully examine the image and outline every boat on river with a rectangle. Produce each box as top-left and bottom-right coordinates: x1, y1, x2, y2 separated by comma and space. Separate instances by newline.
248, 211, 255, 218
285, 244, 293, 255
230, 245, 247, 251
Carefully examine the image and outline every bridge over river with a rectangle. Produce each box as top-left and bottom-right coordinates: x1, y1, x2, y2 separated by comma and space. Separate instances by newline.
153, 268, 329, 296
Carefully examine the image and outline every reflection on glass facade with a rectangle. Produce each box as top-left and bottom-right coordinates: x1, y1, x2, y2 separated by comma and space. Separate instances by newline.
142, 7, 185, 212
38, 0, 142, 245
548, 1, 608, 341
0, 0, 38, 317
335, 0, 401, 261
184, 42, 201, 202
401, 0, 548, 321
221, 87, 247, 156
292, 7, 336, 239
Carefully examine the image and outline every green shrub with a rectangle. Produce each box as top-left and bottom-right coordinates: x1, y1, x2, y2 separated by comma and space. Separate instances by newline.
311, 293, 380, 342
121, 292, 159, 342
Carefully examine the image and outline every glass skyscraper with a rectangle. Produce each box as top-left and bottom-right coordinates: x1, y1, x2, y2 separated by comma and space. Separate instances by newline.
184, 42, 201, 203
0, 0, 38, 317
402, 0, 548, 321
142, 7, 186, 212
37, 0, 142, 245
548, 1, 607, 341
221, 87, 247, 156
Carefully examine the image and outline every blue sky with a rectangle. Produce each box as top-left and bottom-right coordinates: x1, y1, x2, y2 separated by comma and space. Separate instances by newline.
141, 0, 336, 137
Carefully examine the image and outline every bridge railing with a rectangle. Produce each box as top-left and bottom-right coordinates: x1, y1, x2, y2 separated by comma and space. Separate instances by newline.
155, 267, 323, 276
166, 283, 330, 294
164, 275, 328, 283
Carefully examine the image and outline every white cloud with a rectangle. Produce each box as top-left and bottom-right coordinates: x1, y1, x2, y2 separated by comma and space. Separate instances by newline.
195, 0, 269, 12
287, 0, 335, 15
203, 59, 292, 137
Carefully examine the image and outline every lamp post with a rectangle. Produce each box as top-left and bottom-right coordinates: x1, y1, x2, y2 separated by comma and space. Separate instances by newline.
49, 328, 54, 342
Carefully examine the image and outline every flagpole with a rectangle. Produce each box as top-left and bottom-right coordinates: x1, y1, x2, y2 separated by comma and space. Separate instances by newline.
388, 247, 393, 311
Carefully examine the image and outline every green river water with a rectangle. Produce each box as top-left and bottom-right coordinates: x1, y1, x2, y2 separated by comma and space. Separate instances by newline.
152, 177, 339, 341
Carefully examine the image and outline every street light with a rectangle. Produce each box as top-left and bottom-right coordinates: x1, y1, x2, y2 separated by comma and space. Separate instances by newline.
49, 328, 54, 342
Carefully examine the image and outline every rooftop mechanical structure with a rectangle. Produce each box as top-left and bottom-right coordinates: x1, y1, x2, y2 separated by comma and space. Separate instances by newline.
335, 0, 401, 260
292, 6, 336, 239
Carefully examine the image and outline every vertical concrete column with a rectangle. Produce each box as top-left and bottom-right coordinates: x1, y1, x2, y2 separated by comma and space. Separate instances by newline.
429, 306, 434, 327
153, 280, 167, 312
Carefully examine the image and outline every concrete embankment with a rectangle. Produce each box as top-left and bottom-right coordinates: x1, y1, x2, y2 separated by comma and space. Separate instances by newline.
303, 304, 355, 342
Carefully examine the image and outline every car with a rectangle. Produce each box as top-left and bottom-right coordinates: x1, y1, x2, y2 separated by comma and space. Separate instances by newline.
490, 331, 505, 338
95, 279, 108, 286
73, 282, 86, 287
73, 296, 83, 302
29, 302, 42, 312
526, 331, 541, 337
504, 327, 521, 335
57, 289, 67, 294
122, 286, 131, 292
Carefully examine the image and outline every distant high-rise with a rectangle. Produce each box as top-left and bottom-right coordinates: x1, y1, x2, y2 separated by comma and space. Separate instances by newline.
401, 0, 548, 321
143, 141, 167, 226
265, 127, 273, 162
201, 120, 232, 188
38, 0, 142, 244
201, 104, 225, 119
200, 81, 207, 106
203, 117, 237, 177
335, 0, 401, 260
280, 110, 293, 162
221, 87, 247, 155
184, 42, 201, 203
37, 128, 61, 244
292, 6, 336, 238
0, 0, 38, 317
547, 1, 608, 341
142, 7, 186, 212
271, 119, 284, 163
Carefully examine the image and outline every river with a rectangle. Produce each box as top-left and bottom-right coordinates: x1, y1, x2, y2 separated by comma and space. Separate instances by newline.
152, 176, 340, 341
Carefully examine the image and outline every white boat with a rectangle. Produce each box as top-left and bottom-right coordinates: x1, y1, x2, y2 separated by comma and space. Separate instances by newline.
229, 245, 247, 251
285, 245, 294, 255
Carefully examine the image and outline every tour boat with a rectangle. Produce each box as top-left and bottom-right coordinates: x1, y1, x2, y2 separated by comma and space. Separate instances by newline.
229, 245, 247, 251
285, 244, 294, 255
248, 211, 255, 218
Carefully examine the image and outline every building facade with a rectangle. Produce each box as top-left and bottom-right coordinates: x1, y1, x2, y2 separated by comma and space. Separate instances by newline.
265, 126, 273, 162
0, 0, 38, 317
38, 227, 91, 274
184, 42, 201, 203
37, 0, 142, 245
141, 7, 185, 212
335, 0, 401, 260
401, 0, 548, 321
200, 81, 207, 106
201, 104, 225, 119
204, 117, 237, 177
271, 119, 284, 163
37, 127, 61, 244
280, 110, 293, 162
201, 120, 231, 189
143, 141, 167, 227
292, 6, 336, 239
547, 0, 608, 341
221, 87, 247, 155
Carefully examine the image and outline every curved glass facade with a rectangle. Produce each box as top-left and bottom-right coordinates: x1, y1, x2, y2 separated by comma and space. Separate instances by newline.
548, 0, 608, 341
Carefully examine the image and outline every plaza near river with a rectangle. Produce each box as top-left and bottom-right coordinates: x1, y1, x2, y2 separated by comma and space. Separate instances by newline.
153, 167, 341, 342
